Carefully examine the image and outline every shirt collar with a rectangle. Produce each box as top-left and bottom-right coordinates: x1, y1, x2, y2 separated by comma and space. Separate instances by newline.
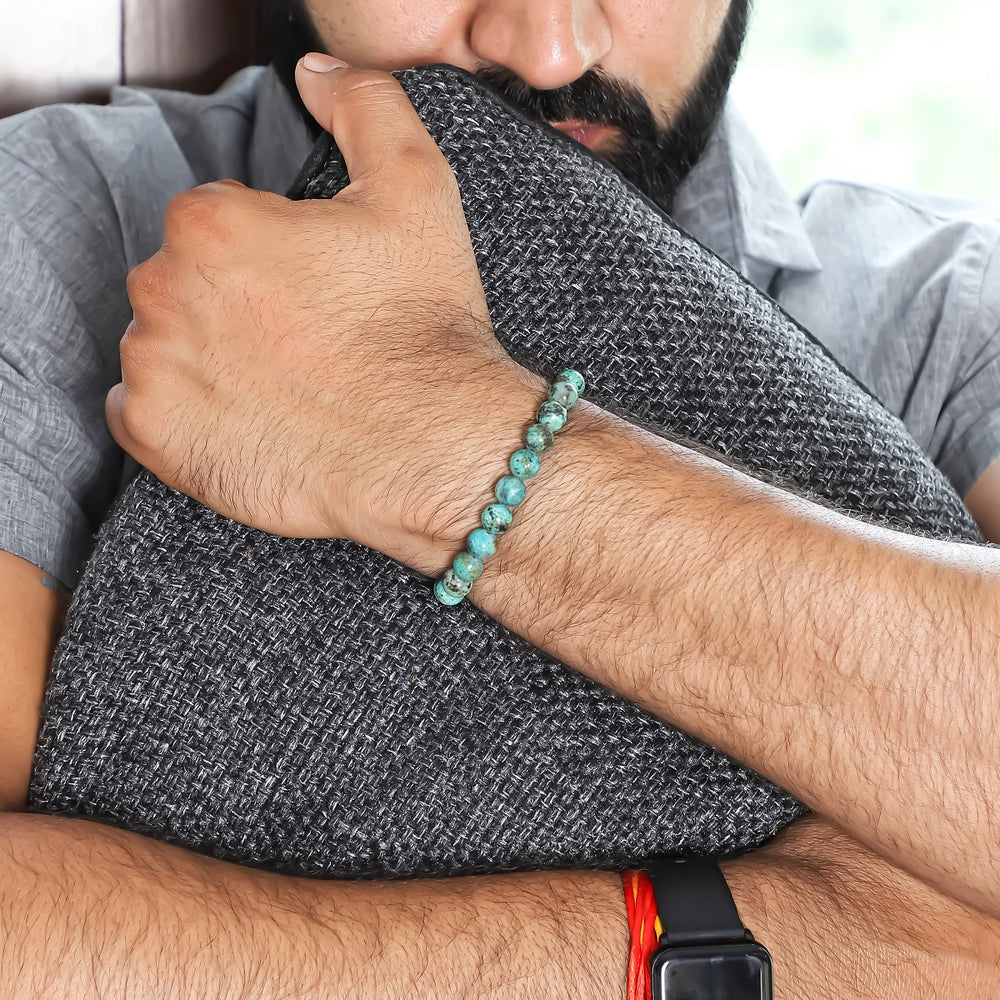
249, 70, 823, 289
672, 99, 822, 290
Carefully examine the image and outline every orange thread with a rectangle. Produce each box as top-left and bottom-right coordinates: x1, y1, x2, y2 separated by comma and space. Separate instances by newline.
621, 871, 662, 1000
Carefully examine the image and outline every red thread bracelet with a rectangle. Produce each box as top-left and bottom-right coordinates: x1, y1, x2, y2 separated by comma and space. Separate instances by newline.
621, 871, 663, 1000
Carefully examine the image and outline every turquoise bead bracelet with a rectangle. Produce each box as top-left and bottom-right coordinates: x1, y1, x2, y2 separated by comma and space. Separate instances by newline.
434, 369, 586, 606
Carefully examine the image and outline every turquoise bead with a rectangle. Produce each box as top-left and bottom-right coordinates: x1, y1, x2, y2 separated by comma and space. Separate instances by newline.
467, 528, 497, 560
558, 369, 586, 396
434, 577, 465, 606
525, 422, 554, 454
453, 551, 484, 582
548, 379, 579, 410
509, 448, 541, 479
495, 475, 527, 507
440, 569, 472, 599
481, 503, 513, 535
536, 400, 568, 433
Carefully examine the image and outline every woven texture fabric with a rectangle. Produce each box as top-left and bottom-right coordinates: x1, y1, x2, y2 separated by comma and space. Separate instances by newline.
30, 65, 980, 879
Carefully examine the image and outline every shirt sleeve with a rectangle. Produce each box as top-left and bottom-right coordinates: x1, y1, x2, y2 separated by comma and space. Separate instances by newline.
782, 181, 1000, 503
0, 83, 252, 587
929, 226, 1000, 498
0, 108, 136, 587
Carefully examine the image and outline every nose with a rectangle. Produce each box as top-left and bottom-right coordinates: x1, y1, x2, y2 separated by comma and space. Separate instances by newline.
468, 0, 613, 91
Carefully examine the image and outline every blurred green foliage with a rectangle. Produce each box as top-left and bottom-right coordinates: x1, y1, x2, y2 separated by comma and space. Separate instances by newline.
731, 0, 1000, 202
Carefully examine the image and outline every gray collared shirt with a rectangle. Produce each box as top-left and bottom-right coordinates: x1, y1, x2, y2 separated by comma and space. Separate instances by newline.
2, 66, 999, 587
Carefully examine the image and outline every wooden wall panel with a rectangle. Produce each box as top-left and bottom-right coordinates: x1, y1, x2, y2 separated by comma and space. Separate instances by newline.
0, 0, 122, 117
123, 0, 256, 93
0, 0, 255, 119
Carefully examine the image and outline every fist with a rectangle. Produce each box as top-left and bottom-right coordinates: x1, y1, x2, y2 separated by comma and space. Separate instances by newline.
107, 57, 523, 552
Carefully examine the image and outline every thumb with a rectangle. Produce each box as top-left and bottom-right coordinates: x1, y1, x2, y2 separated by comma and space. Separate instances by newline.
294, 54, 441, 188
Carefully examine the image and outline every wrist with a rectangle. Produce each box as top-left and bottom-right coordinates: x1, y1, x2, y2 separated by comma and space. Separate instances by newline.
628, 859, 773, 1000
621, 870, 662, 1000
382, 361, 552, 576
299, 868, 630, 1000
468, 397, 655, 626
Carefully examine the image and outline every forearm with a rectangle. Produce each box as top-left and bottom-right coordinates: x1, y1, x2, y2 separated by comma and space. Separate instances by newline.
402, 373, 1000, 914
724, 816, 1000, 999
0, 551, 69, 811
3, 814, 996, 999
0, 813, 628, 1000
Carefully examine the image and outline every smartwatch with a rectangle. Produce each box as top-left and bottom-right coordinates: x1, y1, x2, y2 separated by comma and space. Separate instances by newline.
646, 857, 773, 1000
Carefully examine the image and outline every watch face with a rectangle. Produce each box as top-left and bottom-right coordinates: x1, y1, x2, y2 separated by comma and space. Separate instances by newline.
651, 943, 773, 1000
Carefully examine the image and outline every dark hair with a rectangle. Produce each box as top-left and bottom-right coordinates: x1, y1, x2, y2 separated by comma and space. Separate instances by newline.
258, 0, 325, 130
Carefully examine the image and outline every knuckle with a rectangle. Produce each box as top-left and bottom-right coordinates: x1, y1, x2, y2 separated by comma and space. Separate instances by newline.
116, 391, 157, 449
334, 71, 418, 128
337, 67, 401, 98
116, 393, 143, 442
164, 187, 232, 245
126, 258, 167, 306
114, 376, 173, 456
118, 325, 158, 375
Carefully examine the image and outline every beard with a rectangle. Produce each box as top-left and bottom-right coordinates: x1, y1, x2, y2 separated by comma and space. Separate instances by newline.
260, 0, 751, 215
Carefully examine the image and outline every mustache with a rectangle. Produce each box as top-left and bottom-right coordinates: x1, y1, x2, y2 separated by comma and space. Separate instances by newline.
472, 65, 666, 146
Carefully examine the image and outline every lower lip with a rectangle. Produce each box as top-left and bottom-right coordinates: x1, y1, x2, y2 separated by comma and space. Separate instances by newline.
550, 121, 613, 151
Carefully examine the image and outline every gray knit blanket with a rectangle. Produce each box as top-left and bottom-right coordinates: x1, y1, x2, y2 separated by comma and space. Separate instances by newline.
28, 65, 980, 879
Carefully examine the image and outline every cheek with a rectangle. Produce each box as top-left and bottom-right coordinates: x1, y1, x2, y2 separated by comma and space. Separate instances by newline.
626, 0, 734, 116
304, 0, 465, 69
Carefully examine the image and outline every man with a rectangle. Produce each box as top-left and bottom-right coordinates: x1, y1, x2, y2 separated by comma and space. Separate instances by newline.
1, 1, 999, 996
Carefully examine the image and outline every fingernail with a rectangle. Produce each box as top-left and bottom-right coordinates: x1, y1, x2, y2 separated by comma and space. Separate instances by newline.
301, 52, 348, 73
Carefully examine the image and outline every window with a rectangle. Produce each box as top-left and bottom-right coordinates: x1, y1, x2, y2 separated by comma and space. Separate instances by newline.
731, 0, 1000, 203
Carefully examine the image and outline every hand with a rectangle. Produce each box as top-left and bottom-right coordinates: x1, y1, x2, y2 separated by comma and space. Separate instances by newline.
106, 56, 535, 553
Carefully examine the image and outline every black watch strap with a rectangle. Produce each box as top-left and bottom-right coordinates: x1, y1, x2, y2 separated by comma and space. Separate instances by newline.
645, 857, 749, 946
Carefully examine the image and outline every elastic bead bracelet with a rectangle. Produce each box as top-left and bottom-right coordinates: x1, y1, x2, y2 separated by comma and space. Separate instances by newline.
434, 368, 586, 607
